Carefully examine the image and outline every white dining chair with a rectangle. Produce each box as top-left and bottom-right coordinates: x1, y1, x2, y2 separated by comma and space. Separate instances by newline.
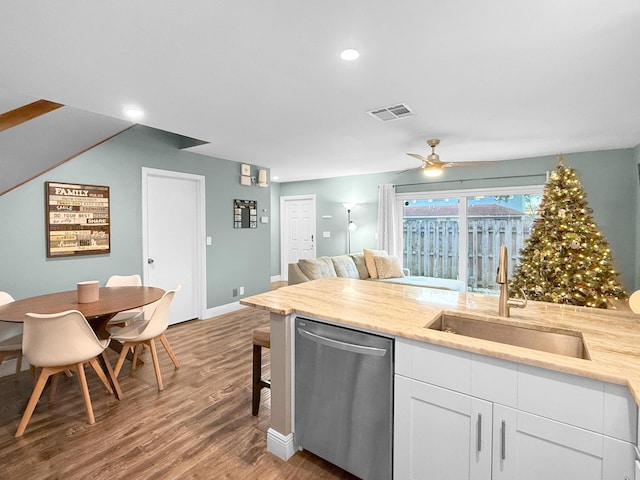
105, 274, 144, 328
16, 310, 112, 437
0, 291, 23, 375
111, 285, 181, 391
629, 290, 640, 314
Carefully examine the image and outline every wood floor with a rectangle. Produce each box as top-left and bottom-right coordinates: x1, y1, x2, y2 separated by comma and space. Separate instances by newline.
0, 307, 358, 479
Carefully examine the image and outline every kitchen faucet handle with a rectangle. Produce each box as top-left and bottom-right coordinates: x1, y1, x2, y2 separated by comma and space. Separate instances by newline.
508, 288, 528, 309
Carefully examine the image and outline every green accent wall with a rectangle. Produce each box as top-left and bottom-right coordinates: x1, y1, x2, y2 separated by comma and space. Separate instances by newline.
0, 125, 272, 307
278, 148, 638, 291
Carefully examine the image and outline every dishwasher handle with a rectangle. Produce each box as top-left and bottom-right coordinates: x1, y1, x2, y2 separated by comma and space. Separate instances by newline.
297, 328, 388, 357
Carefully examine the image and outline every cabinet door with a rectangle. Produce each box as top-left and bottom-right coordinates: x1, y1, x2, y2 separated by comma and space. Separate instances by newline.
492, 405, 635, 480
395, 376, 492, 480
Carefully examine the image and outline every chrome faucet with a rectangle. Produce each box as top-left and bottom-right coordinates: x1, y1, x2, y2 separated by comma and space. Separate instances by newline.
496, 245, 527, 317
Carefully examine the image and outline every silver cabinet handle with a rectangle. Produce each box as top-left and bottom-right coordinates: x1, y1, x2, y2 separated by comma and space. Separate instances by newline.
297, 328, 388, 357
477, 414, 482, 452
501, 420, 506, 460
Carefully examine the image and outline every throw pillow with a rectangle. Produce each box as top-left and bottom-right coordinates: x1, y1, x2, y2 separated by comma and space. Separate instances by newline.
374, 255, 405, 279
331, 255, 360, 279
298, 257, 337, 280
363, 248, 388, 279
349, 253, 370, 280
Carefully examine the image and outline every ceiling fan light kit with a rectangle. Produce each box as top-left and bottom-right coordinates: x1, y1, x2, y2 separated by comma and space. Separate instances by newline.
423, 165, 443, 177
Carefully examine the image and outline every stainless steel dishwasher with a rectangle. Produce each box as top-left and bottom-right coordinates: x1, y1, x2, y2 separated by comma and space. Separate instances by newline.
295, 317, 393, 480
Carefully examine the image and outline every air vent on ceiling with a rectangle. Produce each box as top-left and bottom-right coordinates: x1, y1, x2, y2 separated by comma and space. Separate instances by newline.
367, 103, 413, 122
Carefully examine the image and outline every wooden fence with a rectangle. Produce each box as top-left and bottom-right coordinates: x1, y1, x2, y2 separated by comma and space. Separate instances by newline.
403, 217, 534, 291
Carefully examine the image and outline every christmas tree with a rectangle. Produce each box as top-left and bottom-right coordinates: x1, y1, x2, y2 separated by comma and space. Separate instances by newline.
509, 157, 626, 308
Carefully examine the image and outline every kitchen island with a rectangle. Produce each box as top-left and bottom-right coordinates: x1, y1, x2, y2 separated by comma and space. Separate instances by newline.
241, 277, 640, 478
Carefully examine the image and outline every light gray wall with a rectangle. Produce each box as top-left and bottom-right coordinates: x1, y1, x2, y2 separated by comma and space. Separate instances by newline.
277, 148, 638, 292
635, 144, 640, 290
0, 125, 272, 308
278, 172, 392, 258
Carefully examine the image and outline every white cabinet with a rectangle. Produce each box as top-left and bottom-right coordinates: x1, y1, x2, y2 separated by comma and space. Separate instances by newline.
394, 338, 637, 479
395, 376, 492, 479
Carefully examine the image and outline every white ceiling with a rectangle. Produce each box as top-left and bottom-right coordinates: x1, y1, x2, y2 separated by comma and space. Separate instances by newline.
1, 0, 639, 183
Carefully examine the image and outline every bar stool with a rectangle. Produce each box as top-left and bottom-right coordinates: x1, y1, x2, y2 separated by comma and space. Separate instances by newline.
252, 328, 271, 416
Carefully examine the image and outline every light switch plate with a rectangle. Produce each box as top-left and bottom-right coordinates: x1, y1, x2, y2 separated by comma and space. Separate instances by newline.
323, 231, 331, 238
260, 216, 269, 223
240, 175, 251, 186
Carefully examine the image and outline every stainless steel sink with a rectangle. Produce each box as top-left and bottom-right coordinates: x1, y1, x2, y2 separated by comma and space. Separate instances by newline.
426, 314, 590, 360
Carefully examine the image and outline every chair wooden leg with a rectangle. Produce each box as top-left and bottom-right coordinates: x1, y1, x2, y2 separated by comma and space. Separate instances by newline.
16, 367, 53, 437
89, 357, 113, 394
48, 373, 60, 401
113, 342, 131, 377
131, 345, 141, 371
159, 333, 180, 369
75, 362, 95, 425
15, 352, 23, 375
148, 338, 163, 391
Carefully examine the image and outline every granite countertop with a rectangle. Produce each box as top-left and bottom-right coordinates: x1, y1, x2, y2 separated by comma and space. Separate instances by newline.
241, 277, 640, 405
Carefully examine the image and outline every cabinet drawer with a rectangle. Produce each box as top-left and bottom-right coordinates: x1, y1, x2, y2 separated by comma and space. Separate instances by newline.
395, 337, 471, 394
518, 364, 637, 442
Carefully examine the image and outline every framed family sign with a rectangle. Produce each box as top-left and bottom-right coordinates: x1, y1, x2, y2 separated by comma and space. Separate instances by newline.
45, 181, 111, 257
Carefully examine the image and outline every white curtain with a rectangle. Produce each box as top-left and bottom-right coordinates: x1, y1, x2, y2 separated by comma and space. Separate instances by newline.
377, 184, 398, 256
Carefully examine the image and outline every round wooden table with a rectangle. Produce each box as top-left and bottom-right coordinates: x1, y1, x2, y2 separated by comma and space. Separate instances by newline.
0, 286, 165, 399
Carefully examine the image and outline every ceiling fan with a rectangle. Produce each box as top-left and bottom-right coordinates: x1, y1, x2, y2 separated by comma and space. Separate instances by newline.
406, 139, 452, 177
407, 138, 453, 177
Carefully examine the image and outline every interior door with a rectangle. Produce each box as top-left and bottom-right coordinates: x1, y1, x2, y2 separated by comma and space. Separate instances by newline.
280, 195, 316, 281
142, 168, 205, 324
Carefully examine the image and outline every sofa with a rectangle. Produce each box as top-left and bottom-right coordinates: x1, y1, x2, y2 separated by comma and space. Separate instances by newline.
287, 249, 466, 292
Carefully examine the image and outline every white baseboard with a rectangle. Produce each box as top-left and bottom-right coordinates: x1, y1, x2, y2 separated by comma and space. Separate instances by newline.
270, 275, 282, 282
203, 301, 247, 319
267, 428, 297, 460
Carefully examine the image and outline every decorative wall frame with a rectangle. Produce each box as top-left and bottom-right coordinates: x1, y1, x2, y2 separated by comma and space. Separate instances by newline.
234, 199, 257, 228
45, 181, 111, 257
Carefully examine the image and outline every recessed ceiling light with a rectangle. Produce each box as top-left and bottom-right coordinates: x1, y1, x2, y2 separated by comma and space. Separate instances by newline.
340, 49, 360, 61
124, 106, 144, 121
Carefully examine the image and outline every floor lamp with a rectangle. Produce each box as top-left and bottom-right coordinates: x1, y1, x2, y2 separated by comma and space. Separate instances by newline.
342, 202, 357, 253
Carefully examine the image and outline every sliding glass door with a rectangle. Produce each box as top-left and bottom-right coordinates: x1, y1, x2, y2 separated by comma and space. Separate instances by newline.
400, 187, 542, 293
403, 197, 459, 280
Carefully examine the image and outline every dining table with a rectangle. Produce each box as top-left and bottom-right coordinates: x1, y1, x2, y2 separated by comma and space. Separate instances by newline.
0, 286, 165, 400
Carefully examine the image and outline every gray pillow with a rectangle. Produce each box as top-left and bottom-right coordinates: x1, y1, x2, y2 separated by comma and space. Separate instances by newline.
298, 257, 337, 280
331, 255, 360, 279
349, 252, 370, 279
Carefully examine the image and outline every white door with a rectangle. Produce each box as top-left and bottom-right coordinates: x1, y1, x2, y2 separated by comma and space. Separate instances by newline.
142, 168, 206, 325
280, 195, 316, 281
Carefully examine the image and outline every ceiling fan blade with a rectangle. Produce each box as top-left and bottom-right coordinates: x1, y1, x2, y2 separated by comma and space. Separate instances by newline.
407, 152, 427, 162
407, 152, 434, 165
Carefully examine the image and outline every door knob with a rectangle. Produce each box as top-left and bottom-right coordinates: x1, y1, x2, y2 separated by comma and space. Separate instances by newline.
147, 258, 154, 264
